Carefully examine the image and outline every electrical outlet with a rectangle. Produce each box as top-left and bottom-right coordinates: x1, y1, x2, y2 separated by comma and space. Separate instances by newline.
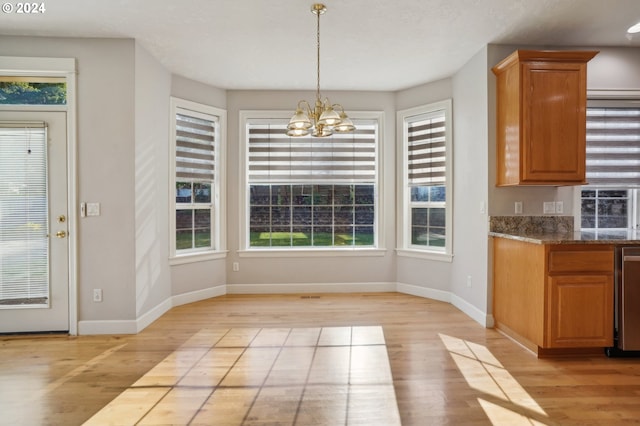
93, 288, 103, 302
555, 201, 564, 214
466, 275, 472, 288
232, 262, 239, 272
514, 201, 523, 214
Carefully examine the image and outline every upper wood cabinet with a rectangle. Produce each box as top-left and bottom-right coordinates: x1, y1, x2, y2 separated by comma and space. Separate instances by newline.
492, 50, 598, 186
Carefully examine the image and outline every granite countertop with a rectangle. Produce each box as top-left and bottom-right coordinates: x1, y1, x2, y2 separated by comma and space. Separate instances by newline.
489, 216, 640, 245
489, 229, 640, 245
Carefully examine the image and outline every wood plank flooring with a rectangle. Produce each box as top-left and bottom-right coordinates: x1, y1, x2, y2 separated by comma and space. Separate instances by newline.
2, 293, 640, 425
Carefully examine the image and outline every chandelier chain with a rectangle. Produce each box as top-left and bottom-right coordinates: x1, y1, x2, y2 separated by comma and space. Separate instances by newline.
316, 6, 321, 102
286, 3, 355, 137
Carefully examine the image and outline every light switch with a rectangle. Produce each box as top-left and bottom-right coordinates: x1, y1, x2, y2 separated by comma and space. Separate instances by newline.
86, 202, 101, 217
543, 201, 556, 214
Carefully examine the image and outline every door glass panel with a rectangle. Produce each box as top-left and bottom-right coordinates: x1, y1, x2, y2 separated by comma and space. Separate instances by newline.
0, 125, 49, 307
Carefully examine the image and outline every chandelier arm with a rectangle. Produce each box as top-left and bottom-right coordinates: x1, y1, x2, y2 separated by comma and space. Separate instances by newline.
297, 100, 313, 114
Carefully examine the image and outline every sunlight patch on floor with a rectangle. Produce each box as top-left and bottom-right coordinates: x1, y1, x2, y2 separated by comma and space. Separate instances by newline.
84, 326, 400, 425
439, 333, 548, 425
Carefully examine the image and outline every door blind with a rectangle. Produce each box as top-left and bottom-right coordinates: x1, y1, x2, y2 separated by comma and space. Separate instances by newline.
407, 111, 446, 186
248, 121, 377, 184
176, 112, 216, 181
0, 124, 49, 306
586, 105, 640, 187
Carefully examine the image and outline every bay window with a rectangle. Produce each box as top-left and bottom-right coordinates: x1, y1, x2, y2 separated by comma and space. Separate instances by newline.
397, 100, 452, 259
170, 98, 226, 261
241, 112, 381, 251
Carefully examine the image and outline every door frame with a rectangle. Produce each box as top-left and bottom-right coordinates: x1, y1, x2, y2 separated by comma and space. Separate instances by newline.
0, 56, 78, 335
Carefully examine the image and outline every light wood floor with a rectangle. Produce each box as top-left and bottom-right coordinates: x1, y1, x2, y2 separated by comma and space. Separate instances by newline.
2, 293, 640, 425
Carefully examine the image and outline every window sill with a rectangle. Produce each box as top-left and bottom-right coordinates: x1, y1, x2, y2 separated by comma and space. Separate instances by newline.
238, 248, 387, 258
169, 250, 228, 266
396, 248, 453, 263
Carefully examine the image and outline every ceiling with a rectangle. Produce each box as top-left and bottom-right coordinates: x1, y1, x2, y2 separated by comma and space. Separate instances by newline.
1, 0, 639, 91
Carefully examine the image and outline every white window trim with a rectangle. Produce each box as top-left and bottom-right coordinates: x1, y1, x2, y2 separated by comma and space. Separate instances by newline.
169, 97, 227, 264
238, 110, 385, 253
396, 99, 453, 261
0, 56, 79, 333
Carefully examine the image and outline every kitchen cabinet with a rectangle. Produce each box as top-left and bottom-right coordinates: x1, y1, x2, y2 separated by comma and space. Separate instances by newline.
492, 237, 613, 356
492, 50, 598, 186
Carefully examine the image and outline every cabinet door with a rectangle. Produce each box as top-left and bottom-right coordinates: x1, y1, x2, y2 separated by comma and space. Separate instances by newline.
520, 61, 587, 183
547, 274, 613, 347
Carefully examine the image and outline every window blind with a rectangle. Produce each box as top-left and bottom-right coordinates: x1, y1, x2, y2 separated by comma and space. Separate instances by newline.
248, 121, 376, 184
407, 111, 446, 186
586, 105, 640, 187
176, 112, 216, 181
0, 124, 49, 305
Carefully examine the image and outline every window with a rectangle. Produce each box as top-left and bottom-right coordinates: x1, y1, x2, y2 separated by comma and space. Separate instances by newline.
397, 100, 452, 259
581, 189, 631, 229
0, 124, 48, 305
241, 113, 380, 250
0, 76, 66, 105
581, 101, 640, 231
170, 98, 226, 261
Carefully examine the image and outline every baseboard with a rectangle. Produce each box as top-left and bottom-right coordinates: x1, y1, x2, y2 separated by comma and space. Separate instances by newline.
135, 298, 173, 333
226, 282, 396, 294
172, 285, 226, 307
79, 282, 493, 334
450, 293, 493, 327
395, 282, 451, 303
78, 319, 138, 335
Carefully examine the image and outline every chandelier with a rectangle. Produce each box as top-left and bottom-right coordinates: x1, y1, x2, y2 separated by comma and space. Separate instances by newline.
287, 3, 355, 137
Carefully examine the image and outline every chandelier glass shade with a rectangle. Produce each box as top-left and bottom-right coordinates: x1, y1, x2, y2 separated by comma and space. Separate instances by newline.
286, 4, 355, 137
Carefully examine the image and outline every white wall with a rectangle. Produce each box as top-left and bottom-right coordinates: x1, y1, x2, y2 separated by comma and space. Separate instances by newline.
134, 42, 172, 317
451, 46, 491, 324
171, 75, 227, 108
588, 47, 640, 90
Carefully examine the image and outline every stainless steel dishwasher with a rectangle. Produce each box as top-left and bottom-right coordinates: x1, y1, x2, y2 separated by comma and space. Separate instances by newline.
608, 246, 640, 356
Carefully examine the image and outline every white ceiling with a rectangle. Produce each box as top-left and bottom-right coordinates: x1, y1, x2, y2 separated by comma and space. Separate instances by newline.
1, 0, 639, 91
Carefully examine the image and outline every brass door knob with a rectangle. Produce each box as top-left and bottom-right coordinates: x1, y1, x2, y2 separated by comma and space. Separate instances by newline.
56, 230, 67, 238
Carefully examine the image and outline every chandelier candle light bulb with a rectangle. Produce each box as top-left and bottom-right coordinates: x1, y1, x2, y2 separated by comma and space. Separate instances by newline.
287, 3, 355, 137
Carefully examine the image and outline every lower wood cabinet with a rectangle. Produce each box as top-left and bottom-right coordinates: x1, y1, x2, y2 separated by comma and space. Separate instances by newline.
547, 274, 613, 347
493, 238, 613, 356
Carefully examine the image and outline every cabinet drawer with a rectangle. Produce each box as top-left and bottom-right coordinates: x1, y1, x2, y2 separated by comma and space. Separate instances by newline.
548, 250, 613, 273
